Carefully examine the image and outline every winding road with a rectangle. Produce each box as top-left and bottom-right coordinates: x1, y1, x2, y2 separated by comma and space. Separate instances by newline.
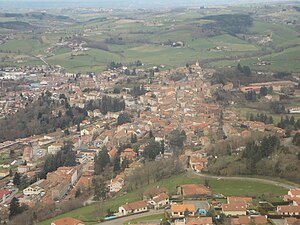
97, 209, 165, 225
189, 170, 299, 190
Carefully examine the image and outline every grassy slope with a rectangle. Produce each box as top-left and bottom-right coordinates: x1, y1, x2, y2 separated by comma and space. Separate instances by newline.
38, 173, 287, 225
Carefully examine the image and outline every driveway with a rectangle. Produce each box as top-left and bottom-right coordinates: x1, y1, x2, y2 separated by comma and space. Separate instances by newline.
97, 209, 165, 225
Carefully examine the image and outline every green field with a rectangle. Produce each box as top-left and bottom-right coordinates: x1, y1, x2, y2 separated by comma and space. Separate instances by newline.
38, 173, 287, 225
0, 5, 299, 73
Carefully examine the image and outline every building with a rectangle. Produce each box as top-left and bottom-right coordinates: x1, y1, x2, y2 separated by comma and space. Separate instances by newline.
231, 216, 268, 225
148, 193, 169, 210
51, 217, 85, 225
186, 217, 213, 225
177, 184, 212, 199
277, 206, 300, 216
222, 202, 247, 216
48, 143, 63, 155
23, 146, 33, 162
284, 217, 300, 225
171, 203, 196, 218
23, 179, 45, 196
108, 175, 124, 193
119, 201, 148, 216
0, 189, 11, 204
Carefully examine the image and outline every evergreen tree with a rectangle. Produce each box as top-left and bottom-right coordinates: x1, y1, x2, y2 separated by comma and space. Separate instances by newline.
13, 172, 21, 186
113, 155, 121, 172
95, 146, 110, 175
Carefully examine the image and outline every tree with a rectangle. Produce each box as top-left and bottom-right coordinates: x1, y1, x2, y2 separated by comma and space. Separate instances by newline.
121, 157, 129, 171
75, 188, 81, 198
113, 155, 121, 172
169, 129, 186, 149
260, 86, 268, 96
292, 133, 300, 146
94, 147, 110, 175
9, 197, 27, 219
117, 112, 132, 125
13, 172, 21, 186
94, 178, 107, 200
143, 140, 161, 160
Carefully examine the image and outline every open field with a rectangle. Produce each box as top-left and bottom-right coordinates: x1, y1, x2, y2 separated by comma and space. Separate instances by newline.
0, 5, 299, 73
38, 173, 288, 225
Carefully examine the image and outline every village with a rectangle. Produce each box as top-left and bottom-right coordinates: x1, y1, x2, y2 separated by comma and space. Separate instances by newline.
0, 60, 299, 225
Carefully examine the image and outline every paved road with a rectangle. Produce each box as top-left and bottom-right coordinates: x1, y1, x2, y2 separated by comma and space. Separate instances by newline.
97, 209, 165, 225
190, 170, 299, 190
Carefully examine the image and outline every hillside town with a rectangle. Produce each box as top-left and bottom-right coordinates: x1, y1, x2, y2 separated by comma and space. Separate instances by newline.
0, 59, 299, 225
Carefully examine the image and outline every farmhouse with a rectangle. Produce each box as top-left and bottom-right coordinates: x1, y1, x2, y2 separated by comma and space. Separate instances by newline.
177, 184, 212, 199
119, 200, 148, 216
148, 193, 169, 209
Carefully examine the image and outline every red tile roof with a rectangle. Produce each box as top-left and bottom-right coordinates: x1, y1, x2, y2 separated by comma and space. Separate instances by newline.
121, 201, 147, 211
52, 217, 84, 225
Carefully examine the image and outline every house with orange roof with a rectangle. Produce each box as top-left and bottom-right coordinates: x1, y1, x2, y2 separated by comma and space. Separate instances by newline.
108, 174, 124, 193
120, 148, 137, 163
227, 196, 253, 206
190, 156, 208, 172
177, 184, 212, 199
51, 217, 84, 225
284, 217, 300, 225
148, 193, 169, 210
119, 200, 148, 216
231, 215, 268, 225
186, 217, 213, 225
171, 203, 196, 218
222, 202, 247, 216
277, 205, 300, 216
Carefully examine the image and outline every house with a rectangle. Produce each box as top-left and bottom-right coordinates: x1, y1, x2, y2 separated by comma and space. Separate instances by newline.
108, 175, 124, 193
48, 143, 63, 155
23, 146, 33, 162
148, 193, 169, 210
227, 196, 252, 206
177, 184, 211, 199
277, 205, 300, 216
186, 217, 213, 225
51, 217, 85, 225
0, 169, 9, 178
284, 217, 300, 225
120, 148, 137, 163
288, 190, 300, 198
18, 165, 30, 173
143, 187, 168, 200
0, 189, 11, 204
23, 179, 45, 196
119, 200, 148, 216
222, 202, 247, 216
171, 203, 196, 218
189, 156, 208, 172
231, 216, 268, 225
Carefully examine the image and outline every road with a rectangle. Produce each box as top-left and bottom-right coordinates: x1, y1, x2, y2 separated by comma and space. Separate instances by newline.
97, 209, 165, 225
189, 170, 299, 190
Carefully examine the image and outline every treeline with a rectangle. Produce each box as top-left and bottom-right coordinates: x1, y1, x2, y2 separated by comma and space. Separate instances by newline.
202, 14, 253, 35
249, 113, 273, 124
85, 95, 125, 115
277, 116, 300, 132
242, 135, 280, 174
0, 92, 87, 142
208, 135, 300, 183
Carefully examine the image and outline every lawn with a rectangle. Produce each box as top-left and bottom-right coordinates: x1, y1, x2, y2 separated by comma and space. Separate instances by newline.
38, 173, 287, 225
